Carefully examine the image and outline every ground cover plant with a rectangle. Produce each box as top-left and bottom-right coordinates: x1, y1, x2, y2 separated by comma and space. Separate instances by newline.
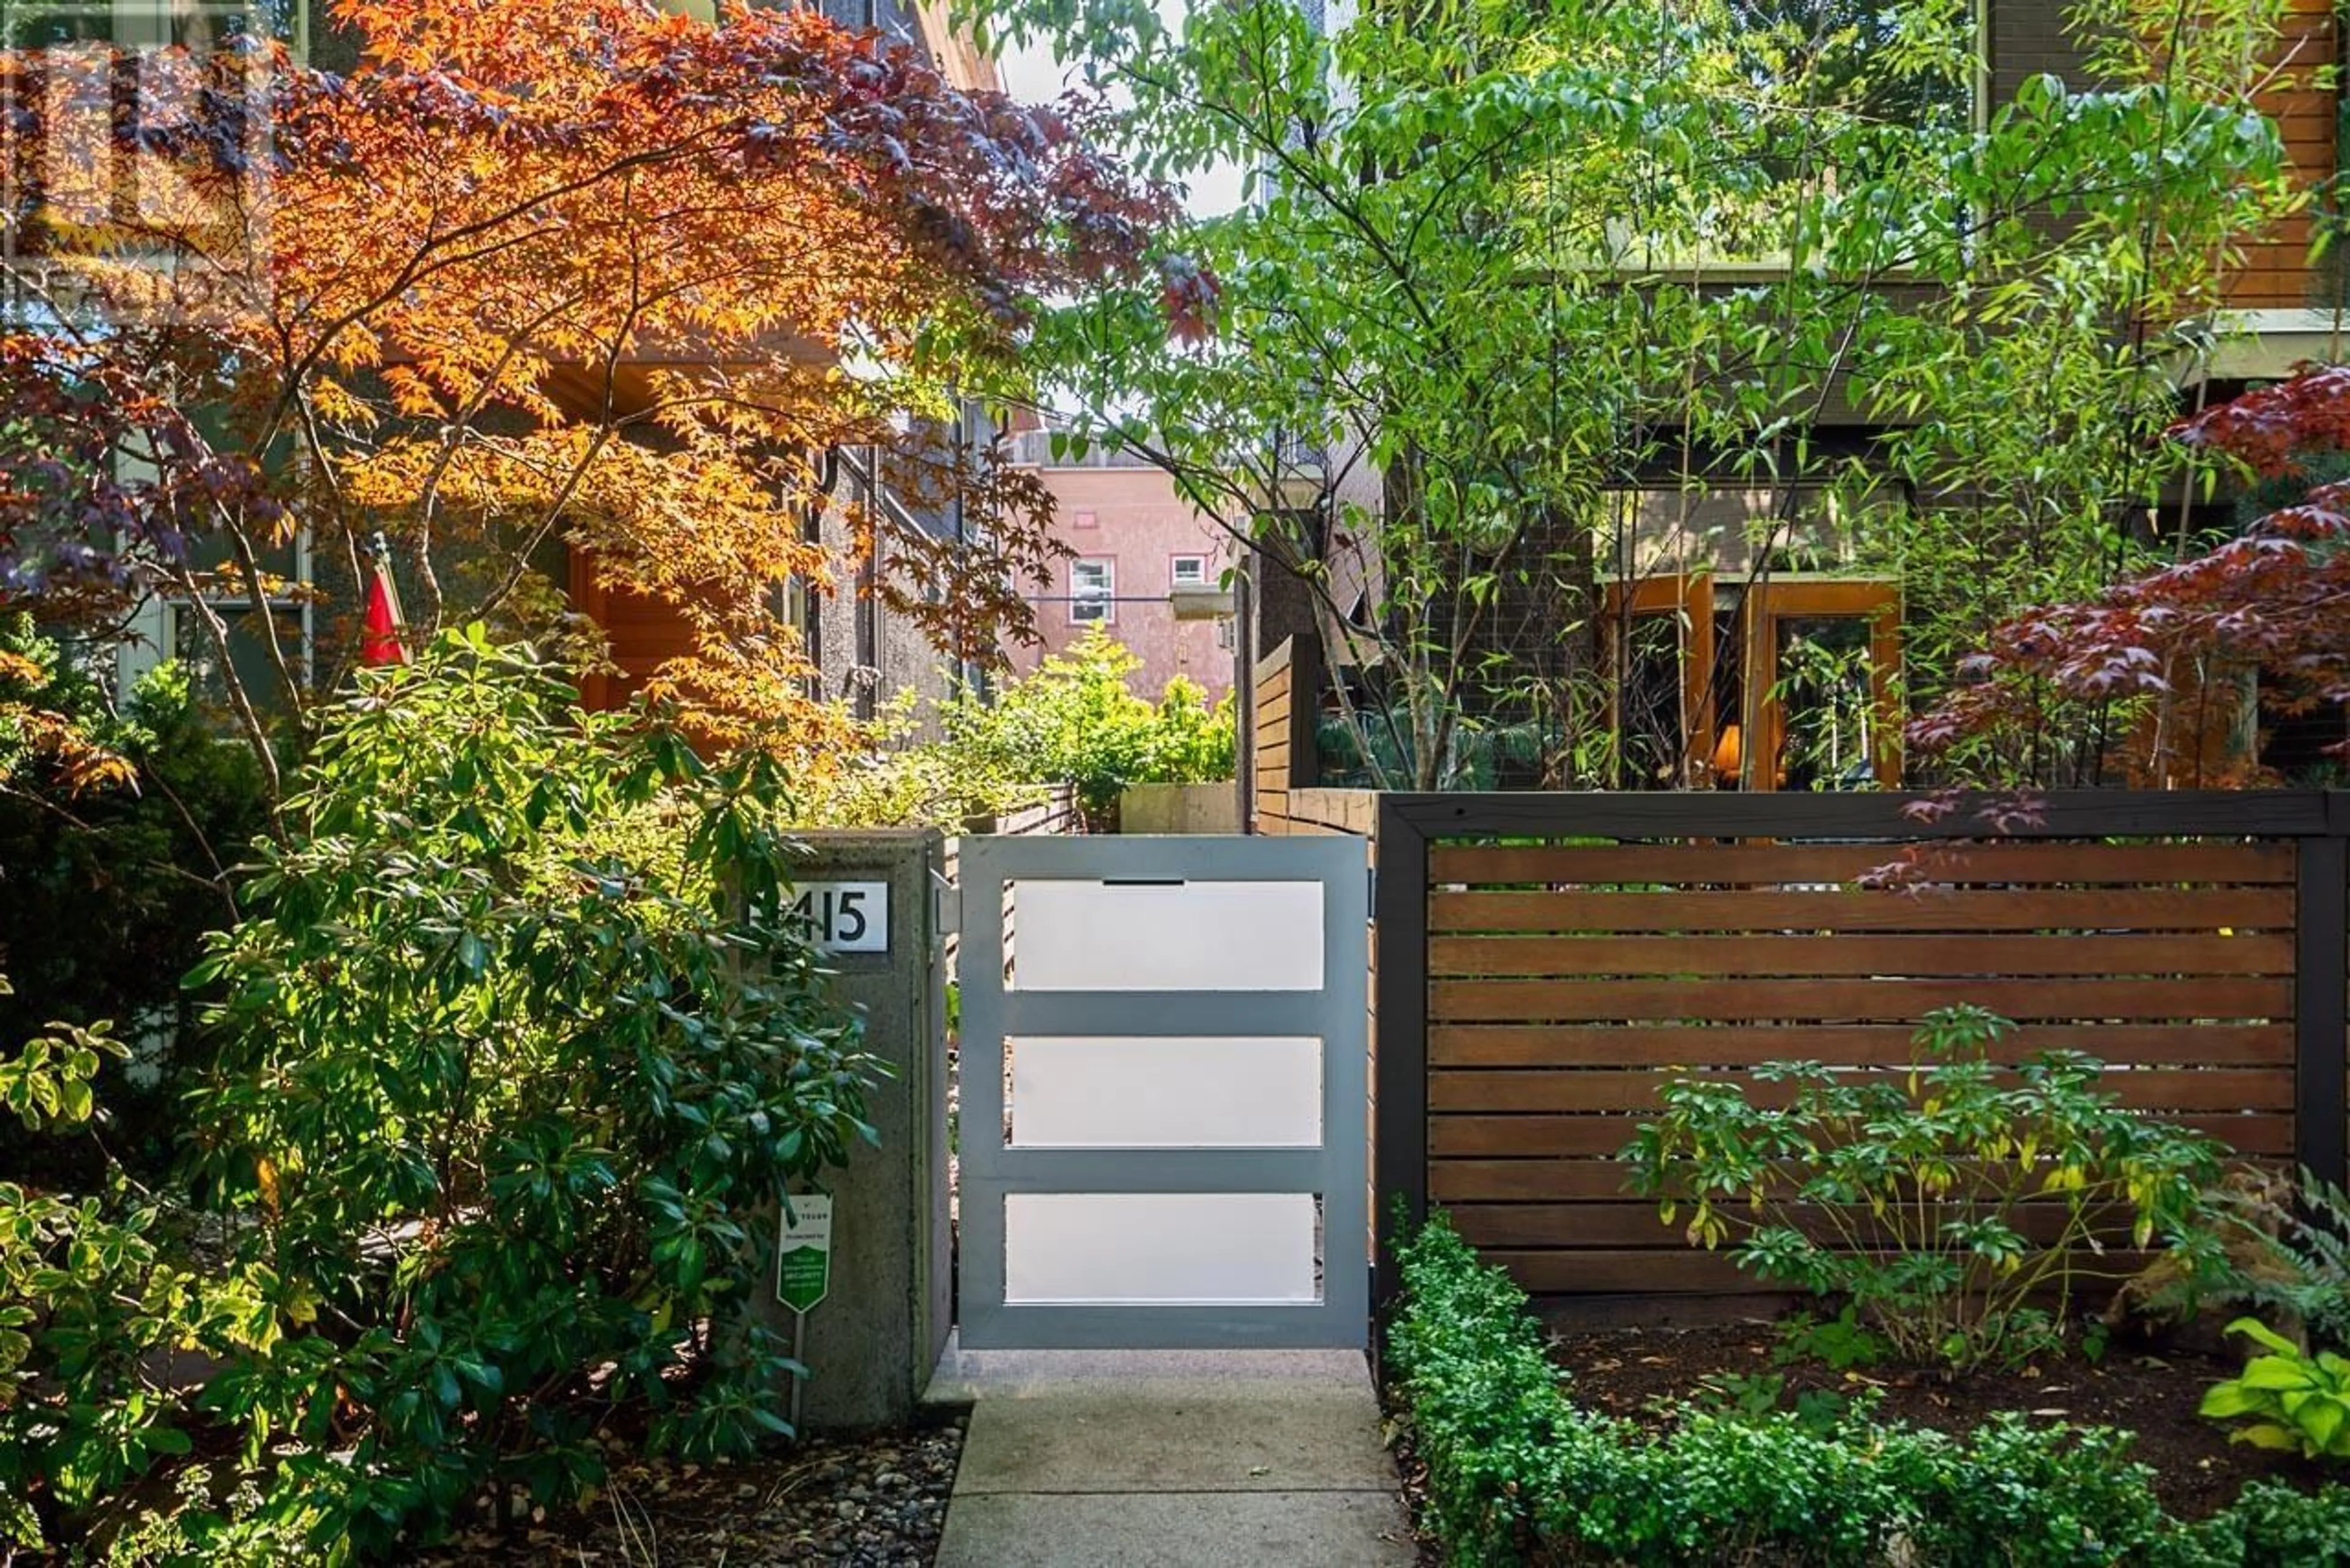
1387, 1217, 2350, 1567
2201, 1319, 2350, 1462
1, 632, 878, 1561
1544, 1318, 2316, 1525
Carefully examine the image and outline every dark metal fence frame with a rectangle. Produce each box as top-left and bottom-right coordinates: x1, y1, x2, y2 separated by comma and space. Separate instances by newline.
1371, 790, 2350, 1310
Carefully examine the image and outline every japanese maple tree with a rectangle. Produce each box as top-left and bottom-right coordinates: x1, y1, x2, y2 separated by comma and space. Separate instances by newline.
1913, 365, 2350, 788
0, 0, 1183, 795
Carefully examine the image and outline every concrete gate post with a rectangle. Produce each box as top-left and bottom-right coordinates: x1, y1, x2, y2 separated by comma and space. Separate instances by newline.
748, 830, 950, 1430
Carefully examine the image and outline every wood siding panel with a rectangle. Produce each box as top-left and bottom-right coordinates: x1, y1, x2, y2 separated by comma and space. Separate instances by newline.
1428, 842, 2296, 886
1430, 1022, 2295, 1067
1430, 1111, 2295, 1159
1428, 1067, 2297, 1114
1430, 976, 2291, 1022
2222, 0, 2338, 307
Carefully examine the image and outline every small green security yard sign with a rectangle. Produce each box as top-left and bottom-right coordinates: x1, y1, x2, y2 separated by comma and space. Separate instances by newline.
777, 1193, 834, 1314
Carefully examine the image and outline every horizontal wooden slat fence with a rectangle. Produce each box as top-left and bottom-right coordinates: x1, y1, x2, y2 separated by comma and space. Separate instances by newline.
1251, 637, 1378, 836
1373, 792, 2350, 1309
941, 784, 1078, 981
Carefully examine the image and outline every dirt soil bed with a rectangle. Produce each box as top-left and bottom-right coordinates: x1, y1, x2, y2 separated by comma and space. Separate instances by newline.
1544, 1319, 2329, 1521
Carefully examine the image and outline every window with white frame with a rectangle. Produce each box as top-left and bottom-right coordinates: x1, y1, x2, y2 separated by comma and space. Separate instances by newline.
1070, 559, 1114, 624
108, 441, 314, 707
120, 530, 316, 709
1170, 554, 1210, 587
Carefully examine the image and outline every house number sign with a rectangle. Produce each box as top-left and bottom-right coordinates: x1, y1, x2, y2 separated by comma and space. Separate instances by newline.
789, 881, 889, 954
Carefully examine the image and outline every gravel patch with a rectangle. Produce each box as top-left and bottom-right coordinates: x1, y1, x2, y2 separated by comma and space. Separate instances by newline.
414, 1417, 966, 1565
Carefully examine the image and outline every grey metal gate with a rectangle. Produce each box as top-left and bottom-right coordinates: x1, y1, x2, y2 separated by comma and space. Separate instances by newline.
955, 834, 1371, 1350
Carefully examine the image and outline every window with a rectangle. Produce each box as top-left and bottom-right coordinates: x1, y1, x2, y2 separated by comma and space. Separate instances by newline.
1171, 554, 1209, 586
2, 0, 308, 51
121, 530, 316, 710
1070, 559, 1114, 624
110, 436, 313, 707
1603, 573, 1714, 790
163, 597, 310, 710
1602, 573, 1900, 790
4, 0, 319, 329
1740, 580, 1901, 791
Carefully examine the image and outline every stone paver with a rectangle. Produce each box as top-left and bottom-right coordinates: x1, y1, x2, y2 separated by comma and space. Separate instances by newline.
937, 1492, 1410, 1568
928, 1346, 1416, 1568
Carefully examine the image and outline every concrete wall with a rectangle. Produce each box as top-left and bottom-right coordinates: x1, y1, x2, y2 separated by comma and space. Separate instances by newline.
749, 831, 950, 1430
1119, 782, 1240, 834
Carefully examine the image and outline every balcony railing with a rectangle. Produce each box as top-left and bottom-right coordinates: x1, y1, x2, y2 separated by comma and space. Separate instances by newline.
1008, 430, 1161, 469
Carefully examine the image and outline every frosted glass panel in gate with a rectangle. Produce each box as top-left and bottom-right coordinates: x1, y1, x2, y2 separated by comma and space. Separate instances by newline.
1010, 1036, 1322, 1148
1010, 879, 1323, 991
1004, 1193, 1318, 1304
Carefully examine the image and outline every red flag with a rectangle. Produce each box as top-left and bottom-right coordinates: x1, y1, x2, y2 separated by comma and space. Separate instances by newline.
360, 560, 407, 666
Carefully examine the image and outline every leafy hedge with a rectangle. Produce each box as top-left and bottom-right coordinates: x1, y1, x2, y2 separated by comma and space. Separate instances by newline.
1388, 1217, 2350, 1567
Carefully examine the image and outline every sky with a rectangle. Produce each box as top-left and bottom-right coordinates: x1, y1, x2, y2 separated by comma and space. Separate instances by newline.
988, 11, 1248, 217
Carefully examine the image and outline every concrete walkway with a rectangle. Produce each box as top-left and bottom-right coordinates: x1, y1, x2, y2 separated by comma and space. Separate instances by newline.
927, 1345, 1417, 1567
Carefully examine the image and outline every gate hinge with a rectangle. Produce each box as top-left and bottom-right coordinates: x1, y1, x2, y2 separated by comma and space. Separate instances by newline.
1367, 863, 1378, 911
931, 868, 961, 938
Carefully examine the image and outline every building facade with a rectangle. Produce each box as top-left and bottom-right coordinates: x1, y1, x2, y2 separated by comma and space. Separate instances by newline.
578, 0, 1004, 723
1004, 431, 1240, 703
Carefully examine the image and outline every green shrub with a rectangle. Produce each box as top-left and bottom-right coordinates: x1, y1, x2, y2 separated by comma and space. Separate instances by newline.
2201, 1318, 2350, 1462
1388, 1215, 2350, 1568
2152, 1480, 2350, 1567
0, 617, 270, 1183
6, 630, 880, 1561
793, 689, 1046, 828
946, 630, 1234, 825
1622, 1006, 2226, 1373
1387, 1216, 1573, 1561
1897, 1415, 2166, 1568
796, 630, 1236, 829
177, 629, 878, 1553
0, 986, 326, 1561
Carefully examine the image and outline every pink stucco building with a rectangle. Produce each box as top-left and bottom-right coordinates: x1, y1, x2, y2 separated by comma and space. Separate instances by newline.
1005, 435, 1239, 703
